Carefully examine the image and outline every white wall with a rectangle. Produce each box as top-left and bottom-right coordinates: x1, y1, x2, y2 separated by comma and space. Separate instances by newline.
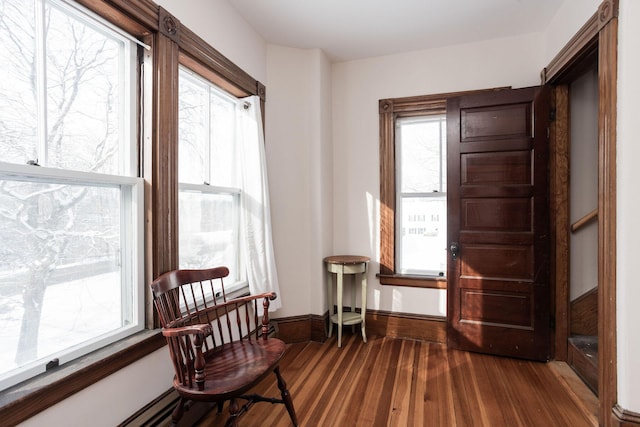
616, 0, 640, 413
19, 349, 172, 427
569, 64, 599, 301
543, 0, 602, 65
17, 2, 269, 425
266, 46, 333, 318
330, 34, 545, 316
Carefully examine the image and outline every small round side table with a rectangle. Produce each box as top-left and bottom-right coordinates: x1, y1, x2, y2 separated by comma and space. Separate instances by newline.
324, 255, 370, 348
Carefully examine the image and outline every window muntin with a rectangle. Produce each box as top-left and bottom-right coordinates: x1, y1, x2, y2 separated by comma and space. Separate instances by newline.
396, 115, 447, 276
0, 0, 142, 390
178, 67, 243, 286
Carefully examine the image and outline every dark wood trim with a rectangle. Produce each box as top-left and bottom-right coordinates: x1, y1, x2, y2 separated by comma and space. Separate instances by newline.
568, 336, 598, 394
542, 0, 618, 85
310, 314, 327, 343
542, 14, 599, 84
598, 5, 618, 426
275, 315, 313, 343
379, 101, 396, 275
366, 310, 446, 343
571, 287, 598, 336
75, 0, 157, 36
377, 274, 446, 289
149, 32, 181, 279
0, 332, 165, 427
179, 26, 264, 101
158, 7, 181, 44
275, 310, 445, 344
275, 314, 329, 344
612, 405, 640, 427
598, 0, 619, 30
550, 84, 570, 361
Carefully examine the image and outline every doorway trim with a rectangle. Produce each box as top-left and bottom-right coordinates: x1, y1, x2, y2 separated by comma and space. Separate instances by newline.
542, 1, 618, 426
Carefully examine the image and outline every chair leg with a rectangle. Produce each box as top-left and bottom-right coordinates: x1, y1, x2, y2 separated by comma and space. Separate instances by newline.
275, 367, 299, 426
171, 397, 186, 426
225, 398, 240, 427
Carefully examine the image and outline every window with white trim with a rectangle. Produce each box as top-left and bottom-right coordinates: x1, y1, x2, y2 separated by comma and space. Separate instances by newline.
0, 0, 143, 390
396, 114, 447, 276
178, 67, 245, 291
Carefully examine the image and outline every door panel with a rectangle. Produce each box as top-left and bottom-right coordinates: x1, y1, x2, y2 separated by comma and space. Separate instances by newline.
460, 244, 534, 279
460, 290, 533, 328
461, 104, 531, 141
447, 86, 550, 361
461, 151, 532, 185
461, 198, 532, 231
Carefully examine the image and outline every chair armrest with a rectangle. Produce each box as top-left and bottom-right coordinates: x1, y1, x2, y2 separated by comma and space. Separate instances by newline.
162, 324, 210, 390
229, 291, 277, 304
162, 324, 212, 338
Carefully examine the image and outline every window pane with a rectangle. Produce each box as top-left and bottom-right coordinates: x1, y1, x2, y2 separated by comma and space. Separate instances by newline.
178, 68, 242, 285
179, 69, 237, 188
0, 0, 130, 174
178, 74, 208, 185
398, 197, 447, 275
0, 0, 140, 390
45, 2, 127, 174
179, 191, 238, 279
210, 94, 236, 188
0, 0, 38, 164
398, 117, 446, 193
0, 180, 129, 379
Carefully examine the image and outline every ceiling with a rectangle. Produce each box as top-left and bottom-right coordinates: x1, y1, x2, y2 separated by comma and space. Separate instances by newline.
228, 0, 564, 62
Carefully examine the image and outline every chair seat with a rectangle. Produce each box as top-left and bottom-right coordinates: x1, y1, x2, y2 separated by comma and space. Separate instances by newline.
174, 338, 287, 400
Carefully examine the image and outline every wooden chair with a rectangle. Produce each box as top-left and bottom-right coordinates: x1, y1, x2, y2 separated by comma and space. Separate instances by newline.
150, 267, 298, 426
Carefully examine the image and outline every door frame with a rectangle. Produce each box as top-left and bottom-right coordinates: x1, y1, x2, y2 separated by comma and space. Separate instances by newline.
542, 1, 618, 426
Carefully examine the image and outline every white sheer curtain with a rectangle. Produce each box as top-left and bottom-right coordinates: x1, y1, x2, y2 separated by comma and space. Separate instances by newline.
235, 95, 282, 312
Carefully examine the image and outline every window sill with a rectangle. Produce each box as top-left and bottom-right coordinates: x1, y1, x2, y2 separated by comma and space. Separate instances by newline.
0, 329, 165, 426
377, 273, 447, 289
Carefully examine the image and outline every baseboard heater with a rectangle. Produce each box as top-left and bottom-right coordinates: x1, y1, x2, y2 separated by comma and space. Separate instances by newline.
118, 388, 178, 427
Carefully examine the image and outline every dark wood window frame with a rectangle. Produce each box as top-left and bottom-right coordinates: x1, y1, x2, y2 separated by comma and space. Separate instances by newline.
0, 1, 265, 425
378, 89, 506, 289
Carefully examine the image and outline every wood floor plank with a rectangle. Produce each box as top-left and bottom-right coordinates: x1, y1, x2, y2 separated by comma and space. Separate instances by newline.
474, 356, 525, 427
386, 340, 416, 426
196, 334, 598, 427
424, 343, 456, 426
407, 340, 426, 427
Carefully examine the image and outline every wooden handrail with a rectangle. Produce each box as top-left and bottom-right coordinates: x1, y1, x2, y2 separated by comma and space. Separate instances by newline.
571, 208, 598, 233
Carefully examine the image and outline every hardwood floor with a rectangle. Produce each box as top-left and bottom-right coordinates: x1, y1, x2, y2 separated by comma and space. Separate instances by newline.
197, 334, 598, 427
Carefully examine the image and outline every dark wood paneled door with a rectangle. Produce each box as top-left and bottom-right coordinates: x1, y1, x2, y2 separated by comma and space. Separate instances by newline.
446, 86, 551, 361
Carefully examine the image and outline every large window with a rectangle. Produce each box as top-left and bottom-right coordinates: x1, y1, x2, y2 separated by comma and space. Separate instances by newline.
396, 115, 447, 276
0, 0, 142, 390
178, 68, 244, 288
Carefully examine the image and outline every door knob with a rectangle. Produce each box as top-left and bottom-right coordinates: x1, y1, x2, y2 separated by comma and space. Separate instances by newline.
450, 242, 459, 260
